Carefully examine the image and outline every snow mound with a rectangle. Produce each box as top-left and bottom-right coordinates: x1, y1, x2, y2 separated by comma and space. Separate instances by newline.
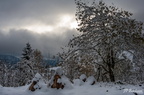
55, 67, 63, 76
33, 73, 42, 81
74, 75, 96, 86
85, 76, 96, 85
58, 75, 73, 89
0, 84, 2, 87
73, 79, 81, 86
33, 73, 45, 86
80, 74, 87, 82
28, 73, 45, 91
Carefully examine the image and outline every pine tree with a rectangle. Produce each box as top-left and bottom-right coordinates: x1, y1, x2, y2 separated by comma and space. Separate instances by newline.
16, 43, 34, 86
21, 42, 33, 60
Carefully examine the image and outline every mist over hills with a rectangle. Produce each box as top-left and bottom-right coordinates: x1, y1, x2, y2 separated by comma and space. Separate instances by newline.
0, 54, 59, 66
0, 54, 20, 65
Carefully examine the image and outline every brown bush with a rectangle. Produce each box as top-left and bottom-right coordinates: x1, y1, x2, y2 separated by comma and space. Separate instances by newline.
51, 74, 64, 89
29, 81, 37, 91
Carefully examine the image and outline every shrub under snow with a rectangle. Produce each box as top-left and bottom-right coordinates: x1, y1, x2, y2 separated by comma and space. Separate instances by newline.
74, 74, 96, 86
48, 68, 73, 89
28, 73, 45, 91
85, 76, 96, 85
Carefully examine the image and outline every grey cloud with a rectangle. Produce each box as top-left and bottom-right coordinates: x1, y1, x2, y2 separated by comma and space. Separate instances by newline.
0, 0, 143, 27
103, 0, 144, 22
0, 29, 77, 56
0, 0, 77, 56
0, 0, 143, 25
0, 0, 76, 28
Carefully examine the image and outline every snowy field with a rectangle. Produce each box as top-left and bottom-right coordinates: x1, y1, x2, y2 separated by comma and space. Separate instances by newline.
0, 83, 144, 95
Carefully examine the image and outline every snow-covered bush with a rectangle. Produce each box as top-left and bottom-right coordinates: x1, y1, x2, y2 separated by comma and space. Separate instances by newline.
80, 74, 87, 82
74, 75, 96, 86
28, 73, 45, 91
73, 79, 81, 86
85, 76, 96, 85
48, 67, 73, 89
55, 68, 64, 76
58, 75, 73, 89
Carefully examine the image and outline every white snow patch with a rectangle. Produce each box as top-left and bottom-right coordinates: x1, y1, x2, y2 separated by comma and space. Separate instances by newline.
85, 76, 96, 85
118, 51, 134, 62
80, 74, 87, 80
0, 83, 143, 95
29, 73, 46, 91
49, 66, 61, 71
73, 79, 81, 86
60, 75, 73, 89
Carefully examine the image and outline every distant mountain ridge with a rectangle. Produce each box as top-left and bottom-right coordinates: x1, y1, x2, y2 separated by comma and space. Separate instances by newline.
0, 54, 20, 64
0, 54, 59, 66
44, 58, 59, 66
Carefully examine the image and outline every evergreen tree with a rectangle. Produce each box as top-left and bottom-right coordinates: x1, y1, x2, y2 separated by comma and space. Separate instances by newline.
14, 43, 47, 86
0, 43, 46, 87
21, 42, 33, 60
16, 43, 34, 86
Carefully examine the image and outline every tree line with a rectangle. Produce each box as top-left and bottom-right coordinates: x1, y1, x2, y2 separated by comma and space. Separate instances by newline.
0, 43, 52, 87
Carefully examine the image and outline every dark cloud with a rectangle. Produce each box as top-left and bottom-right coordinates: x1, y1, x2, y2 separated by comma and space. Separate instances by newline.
0, 29, 78, 56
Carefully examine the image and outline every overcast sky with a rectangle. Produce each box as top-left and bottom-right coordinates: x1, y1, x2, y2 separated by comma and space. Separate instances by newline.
0, 0, 143, 56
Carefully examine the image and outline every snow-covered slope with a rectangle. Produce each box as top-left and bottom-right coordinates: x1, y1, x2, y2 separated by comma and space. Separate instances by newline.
0, 83, 143, 95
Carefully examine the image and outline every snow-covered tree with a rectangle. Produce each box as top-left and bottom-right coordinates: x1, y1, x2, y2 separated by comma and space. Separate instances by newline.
14, 43, 47, 86
0, 43, 46, 87
14, 43, 34, 86
0, 61, 13, 87
32, 49, 45, 74
0, 61, 7, 86
60, 0, 144, 82
21, 42, 33, 60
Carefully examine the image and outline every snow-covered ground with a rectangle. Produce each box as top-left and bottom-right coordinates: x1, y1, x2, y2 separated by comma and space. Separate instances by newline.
0, 83, 144, 95
0, 69, 143, 95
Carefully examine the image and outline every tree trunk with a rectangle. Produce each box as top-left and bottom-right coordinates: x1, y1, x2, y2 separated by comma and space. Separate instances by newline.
107, 49, 115, 82
97, 67, 101, 81
108, 66, 115, 82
